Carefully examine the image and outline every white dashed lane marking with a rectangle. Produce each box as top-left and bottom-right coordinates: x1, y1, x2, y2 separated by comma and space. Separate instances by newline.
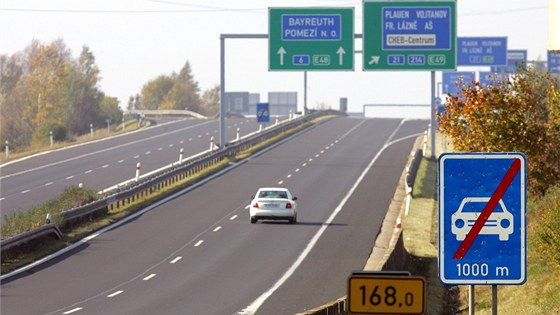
170, 257, 182, 264
107, 290, 123, 298
143, 274, 156, 281
63, 307, 82, 314
194, 240, 204, 247
230, 215, 238, 220
213, 226, 222, 232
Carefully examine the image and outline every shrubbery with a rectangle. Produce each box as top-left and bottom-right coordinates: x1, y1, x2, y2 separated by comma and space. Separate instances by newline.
1, 186, 99, 237
530, 185, 560, 269
438, 66, 560, 195
438, 65, 560, 268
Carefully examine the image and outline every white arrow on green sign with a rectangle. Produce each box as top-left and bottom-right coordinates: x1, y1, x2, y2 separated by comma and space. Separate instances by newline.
363, 1, 457, 71
269, 7, 354, 71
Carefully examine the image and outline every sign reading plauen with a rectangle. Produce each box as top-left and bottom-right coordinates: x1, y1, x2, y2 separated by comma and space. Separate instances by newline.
457, 37, 508, 66
268, 8, 354, 71
438, 153, 527, 285
363, 1, 457, 71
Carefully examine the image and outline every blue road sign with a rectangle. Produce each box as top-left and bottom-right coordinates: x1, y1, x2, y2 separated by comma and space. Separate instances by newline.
457, 37, 507, 66
479, 71, 507, 87
490, 49, 527, 74
438, 153, 527, 285
442, 71, 475, 95
548, 50, 560, 74
256, 103, 270, 123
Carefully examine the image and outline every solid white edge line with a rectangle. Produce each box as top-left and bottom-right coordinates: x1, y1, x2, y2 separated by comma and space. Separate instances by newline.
238, 119, 408, 315
0, 119, 325, 285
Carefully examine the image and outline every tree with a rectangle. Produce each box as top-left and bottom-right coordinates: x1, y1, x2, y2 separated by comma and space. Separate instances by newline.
139, 61, 201, 112
100, 96, 122, 125
438, 66, 560, 195
140, 75, 174, 109
200, 85, 220, 116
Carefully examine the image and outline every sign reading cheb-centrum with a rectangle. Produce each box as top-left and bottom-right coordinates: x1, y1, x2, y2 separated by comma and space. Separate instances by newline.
363, 1, 456, 71
269, 8, 354, 71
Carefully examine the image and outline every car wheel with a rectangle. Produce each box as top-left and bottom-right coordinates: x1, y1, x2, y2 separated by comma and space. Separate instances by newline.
289, 215, 297, 224
250, 217, 257, 224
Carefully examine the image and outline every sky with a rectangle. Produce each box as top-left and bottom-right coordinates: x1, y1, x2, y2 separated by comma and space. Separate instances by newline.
0, 0, 556, 118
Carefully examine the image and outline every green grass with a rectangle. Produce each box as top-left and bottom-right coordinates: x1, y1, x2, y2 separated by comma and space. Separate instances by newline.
1, 116, 332, 274
403, 133, 560, 315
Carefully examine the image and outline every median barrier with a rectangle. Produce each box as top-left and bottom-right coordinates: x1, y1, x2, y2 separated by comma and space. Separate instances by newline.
0, 110, 343, 259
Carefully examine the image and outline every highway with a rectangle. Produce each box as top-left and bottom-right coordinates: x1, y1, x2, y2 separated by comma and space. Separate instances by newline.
0, 116, 428, 315
0, 117, 262, 223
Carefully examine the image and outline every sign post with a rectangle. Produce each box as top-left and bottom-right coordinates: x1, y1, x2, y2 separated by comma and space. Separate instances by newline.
439, 153, 527, 313
269, 8, 354, 71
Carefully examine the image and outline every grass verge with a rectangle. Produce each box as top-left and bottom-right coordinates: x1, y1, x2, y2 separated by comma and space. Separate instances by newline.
1, 115, 330, 274
403, 134, 560, 314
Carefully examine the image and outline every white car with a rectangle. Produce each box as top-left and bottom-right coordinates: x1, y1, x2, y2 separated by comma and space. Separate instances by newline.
249, 187, 298, 224
451, 197, 514, 241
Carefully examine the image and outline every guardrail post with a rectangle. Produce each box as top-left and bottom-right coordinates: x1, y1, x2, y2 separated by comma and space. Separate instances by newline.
422, 130, 428, 156
135, 162, 141, 182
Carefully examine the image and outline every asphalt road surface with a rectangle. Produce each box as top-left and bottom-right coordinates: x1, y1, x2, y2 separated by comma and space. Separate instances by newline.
1, 117, 428, 315
0, 117, 262, 223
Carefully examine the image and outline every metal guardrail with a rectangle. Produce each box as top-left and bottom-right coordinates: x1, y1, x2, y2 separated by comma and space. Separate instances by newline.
1, 110, 342, 255
1, 224, 63, 252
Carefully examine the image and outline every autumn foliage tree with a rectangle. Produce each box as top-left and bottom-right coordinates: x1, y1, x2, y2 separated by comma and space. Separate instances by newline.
438, 66, 560, 195
1, 39, 118, 148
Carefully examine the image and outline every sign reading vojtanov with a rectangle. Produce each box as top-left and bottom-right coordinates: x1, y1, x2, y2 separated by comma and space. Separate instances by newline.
363, 1, 456, 71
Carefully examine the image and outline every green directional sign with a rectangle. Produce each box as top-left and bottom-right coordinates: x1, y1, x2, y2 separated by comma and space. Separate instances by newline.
363, 1, 456, 71
269, 7, 354, 71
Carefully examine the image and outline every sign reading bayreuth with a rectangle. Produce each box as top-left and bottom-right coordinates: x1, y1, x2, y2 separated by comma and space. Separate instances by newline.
363, 1, 456, 70
269, 8, 354, 71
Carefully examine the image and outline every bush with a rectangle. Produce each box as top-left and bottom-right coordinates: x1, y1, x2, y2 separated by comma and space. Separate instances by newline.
438, 66, 560, 195
1, 186, 98, 237
530, 185, 560, 269
31, 122, 68, 146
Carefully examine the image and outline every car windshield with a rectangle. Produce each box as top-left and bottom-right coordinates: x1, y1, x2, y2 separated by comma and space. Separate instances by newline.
259, 191, 288, 199
463, 201, 504, 213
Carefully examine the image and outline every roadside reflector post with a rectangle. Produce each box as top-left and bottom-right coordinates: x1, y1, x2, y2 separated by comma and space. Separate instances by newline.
90, 123, 94, 139
210, 136, 215, 151
135, 162, 141, 182
5, 140, 9, 159
49, 131, 54, 148
179, 148, 184, 164
236, 128, 240, 141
